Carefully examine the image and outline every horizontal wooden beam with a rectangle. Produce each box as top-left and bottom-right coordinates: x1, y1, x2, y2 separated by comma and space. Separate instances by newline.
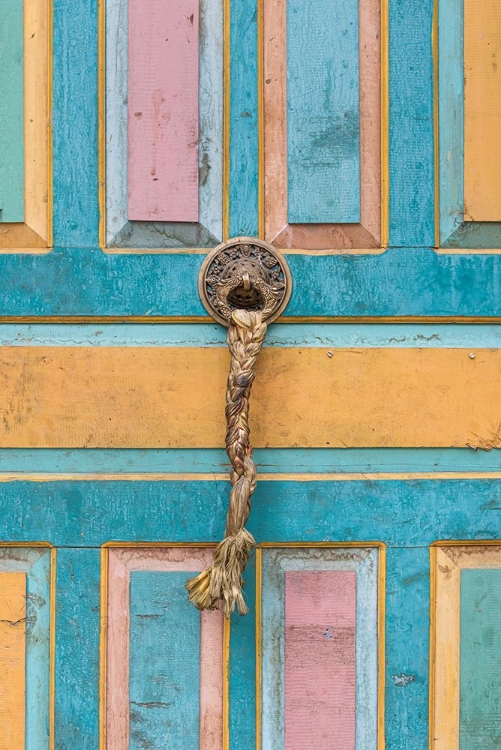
0, 346, 499, 448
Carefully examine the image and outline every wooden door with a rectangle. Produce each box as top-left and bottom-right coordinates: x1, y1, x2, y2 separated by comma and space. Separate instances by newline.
1, 0, 501, 748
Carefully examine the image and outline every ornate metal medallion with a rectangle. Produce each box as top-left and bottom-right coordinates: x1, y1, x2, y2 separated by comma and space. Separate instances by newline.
198, 237, 292, 325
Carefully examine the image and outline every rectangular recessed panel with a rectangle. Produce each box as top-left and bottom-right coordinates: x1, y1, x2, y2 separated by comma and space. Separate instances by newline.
107, 547, 223, 750
129, 571, 200, 749
261, 547, 379, 749
0, 0, 24, 223
460, 569, 501, 747
128, 0, 199, 222
0, 572, 26, 750
287, 0, 360, 224
285, 571, 356, 749
464, 0, 501, 222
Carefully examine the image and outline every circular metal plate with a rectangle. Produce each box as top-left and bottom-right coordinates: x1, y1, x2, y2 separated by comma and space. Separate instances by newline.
198, 236, 292, 326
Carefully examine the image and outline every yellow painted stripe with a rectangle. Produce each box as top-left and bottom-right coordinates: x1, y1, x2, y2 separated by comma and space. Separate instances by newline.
0, 572, 26, 750
464, 0, 501, 222
0, 347, 500, 448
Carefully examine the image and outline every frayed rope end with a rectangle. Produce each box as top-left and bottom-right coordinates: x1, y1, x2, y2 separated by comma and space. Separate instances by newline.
185, 528, 255, 618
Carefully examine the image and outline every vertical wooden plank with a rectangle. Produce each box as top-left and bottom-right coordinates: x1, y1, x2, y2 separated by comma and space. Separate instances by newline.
460, 569, 501, 746
438, 0, 464, 244
284, 571, 356, 749
55, 549, 100, 750
0, 0, 24, 223
464, 0, 501, 222
129, 571, 201, 749
0, 572, 26, 750
128, 0, 199, 222
287, 0, 360, 224
229, 0, 259, 237
385, 547, 428, 749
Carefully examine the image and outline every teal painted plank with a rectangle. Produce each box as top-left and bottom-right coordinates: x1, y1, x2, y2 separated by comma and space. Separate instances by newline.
438, 0, 464, 245
4, 248, 501, 316
229, 555, 256, 750
26, 551, 52, 750
389, 0, 435, 246
287, 0, 360, 223
55, 549, 100, 749
2, 478, 501, 547
0, 447, 499, 475
129, 571, 201, 749
460, 569, 501, 748
0, 0, 24, 222
385, 547, 429, 749
53, 0, 99, 246
229, 0, 258, 236
4, 323, 501, 348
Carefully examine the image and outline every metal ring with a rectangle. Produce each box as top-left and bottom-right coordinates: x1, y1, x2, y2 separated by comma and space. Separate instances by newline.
198, 236, 293, 326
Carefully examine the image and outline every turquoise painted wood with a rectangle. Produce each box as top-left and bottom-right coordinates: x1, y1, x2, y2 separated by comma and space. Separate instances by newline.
287, 0, 360, 223
0, 0, 24, 223
55, 549, 100, 749
129, 571, 201, 749
0, 446, 500, 474
229, 0, 258, 237
460, 569, 501, 747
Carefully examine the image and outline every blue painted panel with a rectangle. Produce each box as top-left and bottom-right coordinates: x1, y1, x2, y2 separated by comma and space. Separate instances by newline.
3, 248, 501, 316
460, 569, 501, 747
287, 0, 360, 224
0, 0, 24, 223
229, 555, 256, 750
0, 447, 500, 475
26, 552, 52, 750
1, 478, 501, 547
385, 547, 429, 750
55, 549, 100, 749
53, 0, 99, 246
389, 0, 435, 246
3, 322, 501, 348
229, 0, 258, 237
438, 0, 464, 245
129, 571, 201, 750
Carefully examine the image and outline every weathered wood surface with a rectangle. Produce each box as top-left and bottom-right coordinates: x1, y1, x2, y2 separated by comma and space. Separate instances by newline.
0, 573, 26, 750
0, 346, 500, 448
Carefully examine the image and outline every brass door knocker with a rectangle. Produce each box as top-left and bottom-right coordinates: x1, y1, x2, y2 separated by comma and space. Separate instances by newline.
186, 237, 292, 617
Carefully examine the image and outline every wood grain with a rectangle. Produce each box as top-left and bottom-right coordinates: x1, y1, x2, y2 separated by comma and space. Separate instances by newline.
0, 346, 500, 448
264, 0, 381, 248
464, 0, 501, 222
0, 572, 26, 750
128, 0, 199, 222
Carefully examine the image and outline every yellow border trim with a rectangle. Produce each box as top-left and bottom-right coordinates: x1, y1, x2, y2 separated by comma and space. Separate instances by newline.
0, 314, 500, 324
256, 542, 386, 748
3, 472, 501, 483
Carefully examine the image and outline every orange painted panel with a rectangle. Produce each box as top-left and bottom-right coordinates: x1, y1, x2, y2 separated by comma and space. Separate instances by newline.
0, 572, 26, 750
464, 0, 501, 222
0, 346, 499, 448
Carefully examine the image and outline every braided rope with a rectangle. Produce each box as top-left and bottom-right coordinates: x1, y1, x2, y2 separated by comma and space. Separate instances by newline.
186, 309, 267, 617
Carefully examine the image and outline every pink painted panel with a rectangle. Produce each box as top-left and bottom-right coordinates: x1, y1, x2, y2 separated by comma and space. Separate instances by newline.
106, 547, 223, 750
128, 0, 199, 222
285, 571, 357, 750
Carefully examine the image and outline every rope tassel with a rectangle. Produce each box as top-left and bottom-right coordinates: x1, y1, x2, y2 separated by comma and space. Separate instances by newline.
186, 309, 267, 618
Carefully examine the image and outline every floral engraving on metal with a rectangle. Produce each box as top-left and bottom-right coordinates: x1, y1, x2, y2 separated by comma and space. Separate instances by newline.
198, 236, 292, 326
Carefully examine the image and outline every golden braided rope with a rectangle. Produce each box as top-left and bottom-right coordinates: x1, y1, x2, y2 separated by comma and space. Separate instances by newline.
186, 308, 267, 617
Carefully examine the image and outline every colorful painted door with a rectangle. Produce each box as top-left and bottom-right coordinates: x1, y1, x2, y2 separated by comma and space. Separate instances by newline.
1, 0, 501, 748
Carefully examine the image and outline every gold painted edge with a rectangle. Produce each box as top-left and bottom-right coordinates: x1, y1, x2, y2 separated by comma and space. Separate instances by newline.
2, 472, 501, 483
1, 315, 500, 324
